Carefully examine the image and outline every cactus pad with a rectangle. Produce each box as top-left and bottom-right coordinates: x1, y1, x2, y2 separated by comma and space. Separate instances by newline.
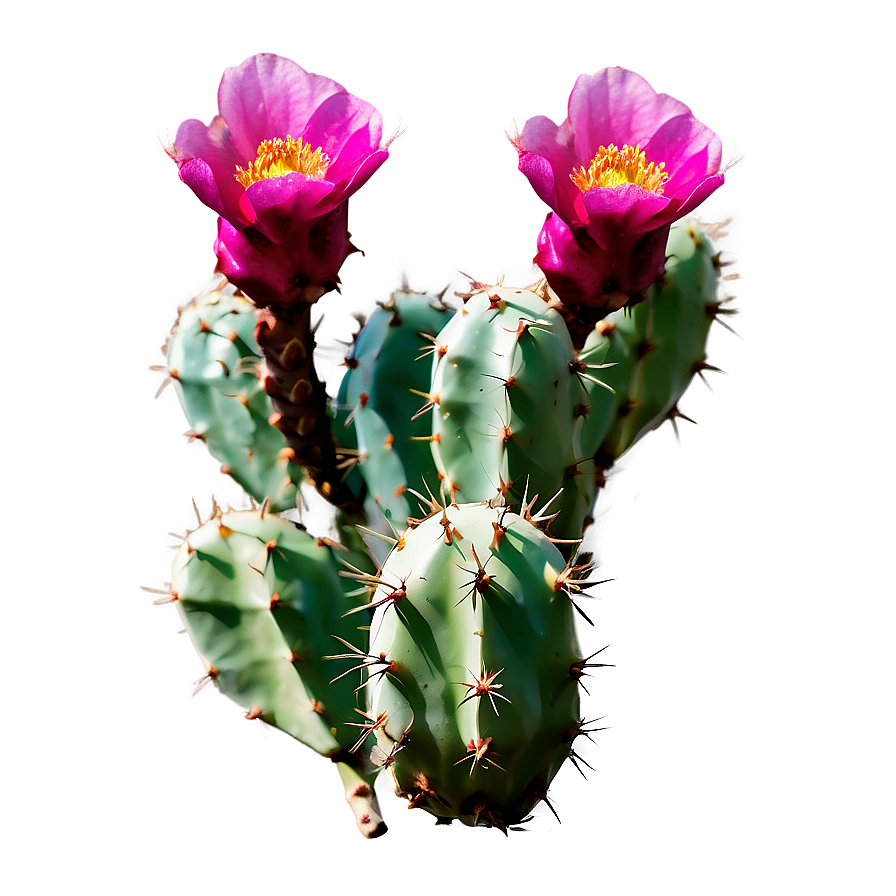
360, 502, 588, 830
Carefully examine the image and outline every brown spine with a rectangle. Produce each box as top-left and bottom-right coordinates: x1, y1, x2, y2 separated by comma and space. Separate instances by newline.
254, 304, 363, 516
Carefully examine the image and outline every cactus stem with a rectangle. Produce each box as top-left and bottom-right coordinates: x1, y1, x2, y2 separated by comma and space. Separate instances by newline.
336, 762, 388, 839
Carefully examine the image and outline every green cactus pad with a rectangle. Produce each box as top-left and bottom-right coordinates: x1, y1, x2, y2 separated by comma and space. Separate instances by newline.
337, 290, 454, 526
362, 502, 586, 830
578, 220, 722, 472
165, 286, 302, 512
171, 508, 374, 758
429, 286, 594, 540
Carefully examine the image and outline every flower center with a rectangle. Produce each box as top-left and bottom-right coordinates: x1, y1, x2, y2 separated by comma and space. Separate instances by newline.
234, 136, 330, 188
570, 144, 668, 194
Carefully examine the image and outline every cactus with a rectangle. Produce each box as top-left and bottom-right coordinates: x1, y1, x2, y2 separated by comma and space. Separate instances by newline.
358, 501, 593, 830
164, 285, 303, 512
428, 285, 594, 541
578, 221, 729, 476
337, 289, 455, 528
167, 505, 386, 837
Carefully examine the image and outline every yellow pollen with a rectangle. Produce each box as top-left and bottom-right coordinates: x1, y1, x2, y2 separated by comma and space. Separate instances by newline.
570, 144, 668, 194
235, 136, 330, 188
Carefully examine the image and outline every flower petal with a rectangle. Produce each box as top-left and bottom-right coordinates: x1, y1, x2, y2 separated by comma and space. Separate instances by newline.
178, 158, 229, 220
218, 53, 345, 161
582, 185, 670, 242
170, 116, 246, 221
242, 174, 335, 241
568, 68, 690, 163
327, 148, 390, 210
668, 172, 725, 219
645, 114, 723, 196
518, 115, 579, 218
301, 91, 384, 171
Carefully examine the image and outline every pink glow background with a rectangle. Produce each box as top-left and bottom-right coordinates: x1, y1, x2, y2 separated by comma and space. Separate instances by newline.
4, 2, 892, 893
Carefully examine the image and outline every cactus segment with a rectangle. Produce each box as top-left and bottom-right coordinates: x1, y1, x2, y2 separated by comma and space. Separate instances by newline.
430, 287, 593, 539
165, 286, 302, 511
578, 219, 721, 470
364, 502, 583, 829
170, 508, 386, 836
337, 291, 454, 526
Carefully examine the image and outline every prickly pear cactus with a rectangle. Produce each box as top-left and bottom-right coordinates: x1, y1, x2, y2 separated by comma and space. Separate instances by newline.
429, 286, 596, 541
167, 506, 386, 837
337, 289, 455, 527
164, 286, 302, 511
578, 220, 729, 474
356, 501, 597, 829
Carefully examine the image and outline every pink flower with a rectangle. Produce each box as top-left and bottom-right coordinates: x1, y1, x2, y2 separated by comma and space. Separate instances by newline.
167, 53, 389, 306
515, 67, 724, 316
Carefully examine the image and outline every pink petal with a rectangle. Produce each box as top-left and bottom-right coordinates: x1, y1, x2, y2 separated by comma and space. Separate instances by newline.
667, 172, 725, 219
301, 91, 384, 172
171, 116, 245, 220
327, 148, 390, 209
568, 68, 690, 163
645, 114, 722, 196
217, 53, 344, 161
242, 174, 335, 241
582, 185, 670, 243
178, 158, 229, 220
518, 115, 580, 216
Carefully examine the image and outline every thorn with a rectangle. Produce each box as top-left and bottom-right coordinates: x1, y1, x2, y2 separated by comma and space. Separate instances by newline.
191, 667, 219, 697
505, 122, 522, 151
246, 707, 268, 740
384, 115, 407, 149
457, 664, 511, 715
142, 585, 179, 605
570, 646, 614, 693
455, 545, 495, 609
454, 737, 505, 776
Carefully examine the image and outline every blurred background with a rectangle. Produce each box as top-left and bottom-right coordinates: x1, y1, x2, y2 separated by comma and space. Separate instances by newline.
4, 1, 893, 892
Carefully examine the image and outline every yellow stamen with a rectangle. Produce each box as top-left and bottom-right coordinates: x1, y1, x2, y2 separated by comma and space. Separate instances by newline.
570, 144, 668, 194
235, 136, 330, 188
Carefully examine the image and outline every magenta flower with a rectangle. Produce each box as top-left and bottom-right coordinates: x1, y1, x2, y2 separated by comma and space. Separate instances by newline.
167, 53, 389, 307
515, 67, 724, 318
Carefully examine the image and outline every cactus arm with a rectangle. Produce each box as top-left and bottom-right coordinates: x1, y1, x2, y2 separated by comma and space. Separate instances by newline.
336, 761, 388, 839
